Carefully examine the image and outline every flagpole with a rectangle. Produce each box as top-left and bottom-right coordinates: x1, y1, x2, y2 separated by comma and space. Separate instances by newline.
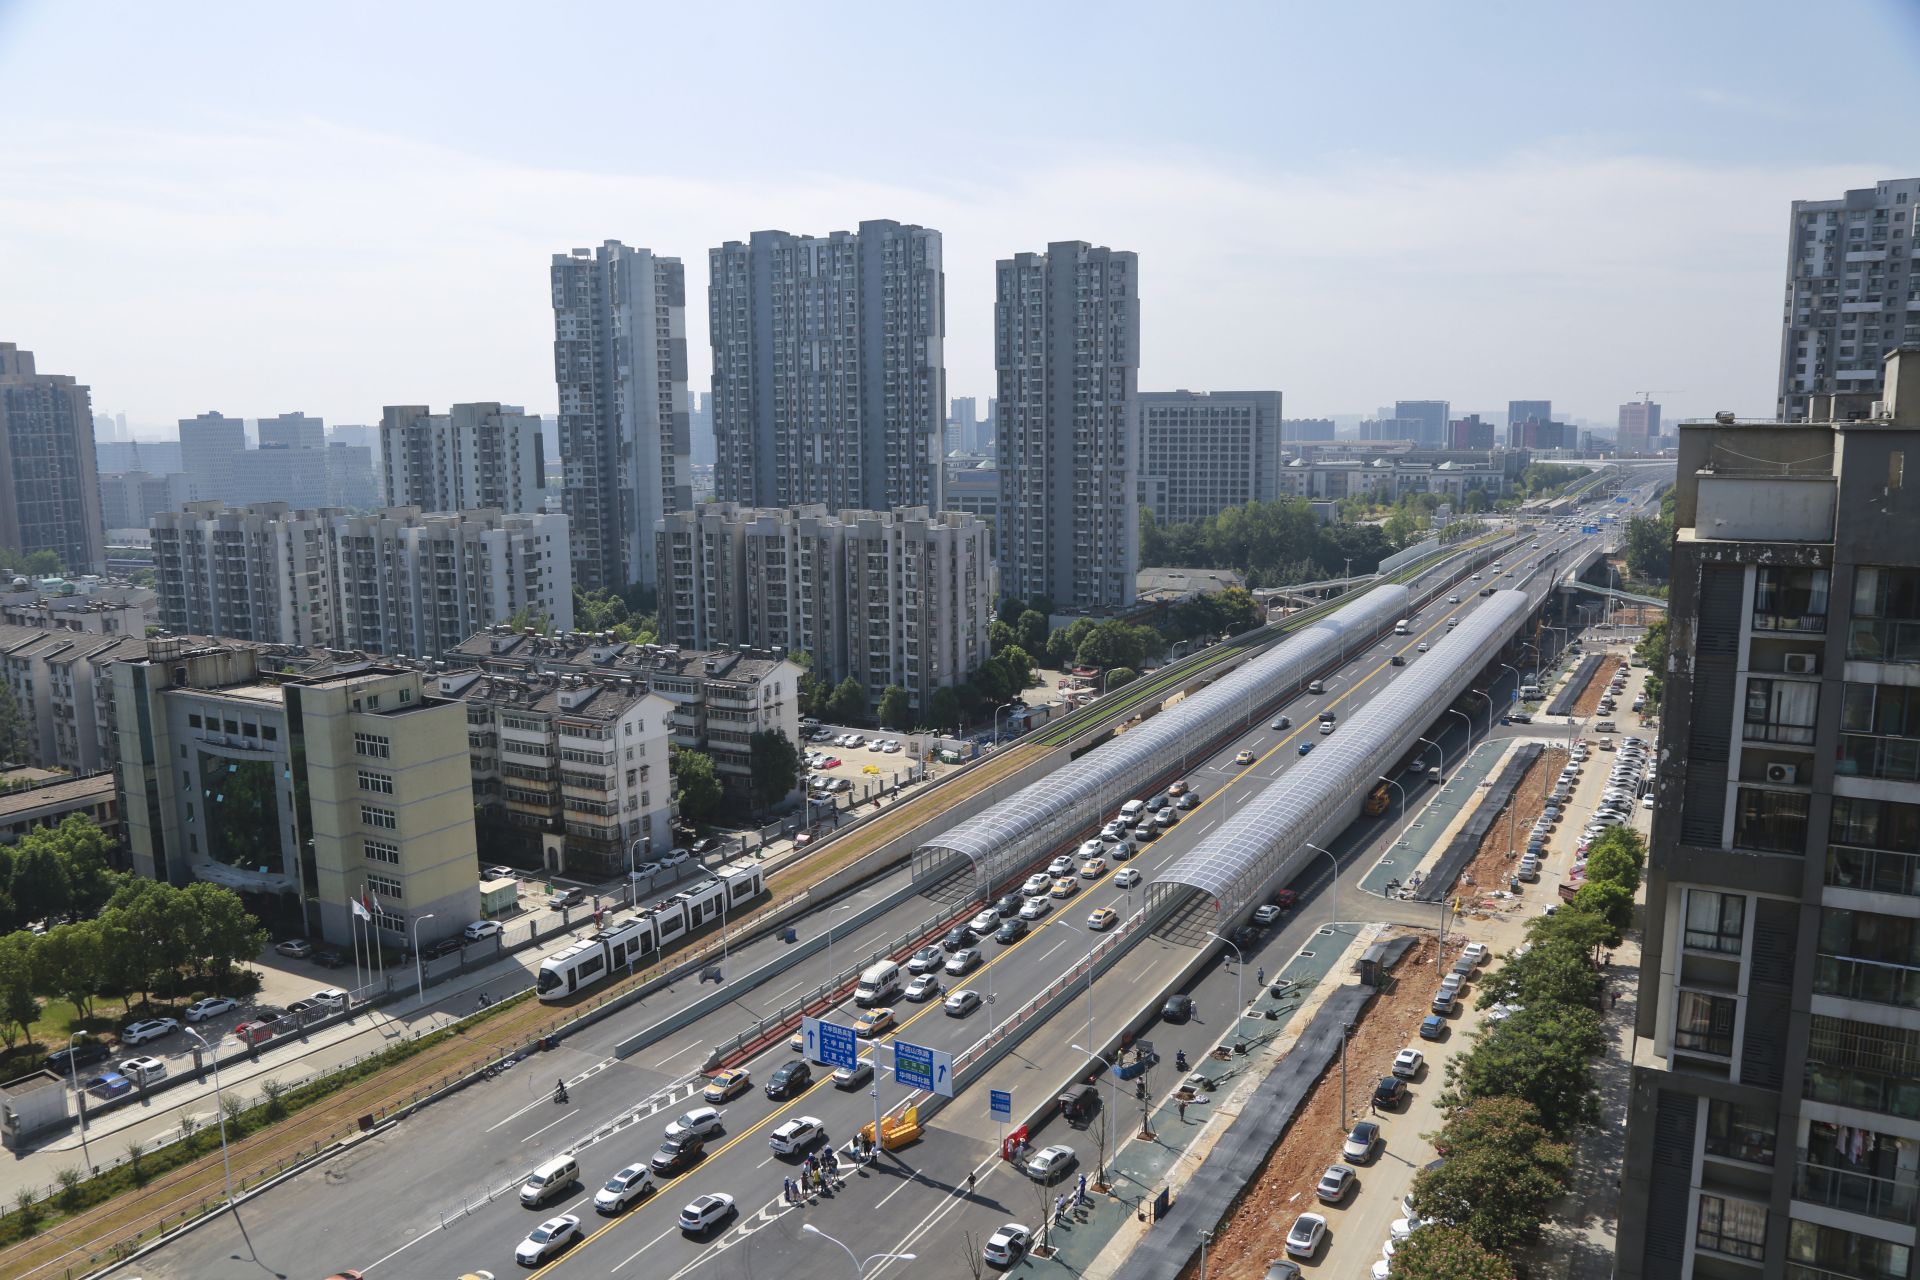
351, 905, 362, 993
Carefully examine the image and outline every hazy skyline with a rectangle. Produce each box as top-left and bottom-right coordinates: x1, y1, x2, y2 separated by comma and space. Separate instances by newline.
4, 0, 1918, 431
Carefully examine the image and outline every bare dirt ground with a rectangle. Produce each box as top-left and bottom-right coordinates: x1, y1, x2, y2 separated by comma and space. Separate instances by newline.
1182, 934, 1442, 1280
1451, 747, 1566, 905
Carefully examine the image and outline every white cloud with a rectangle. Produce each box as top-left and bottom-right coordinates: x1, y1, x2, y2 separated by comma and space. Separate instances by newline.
0, 117, 1880, 427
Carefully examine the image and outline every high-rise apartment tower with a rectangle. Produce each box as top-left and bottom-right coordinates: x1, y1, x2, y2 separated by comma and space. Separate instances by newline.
0, 343, 105, 573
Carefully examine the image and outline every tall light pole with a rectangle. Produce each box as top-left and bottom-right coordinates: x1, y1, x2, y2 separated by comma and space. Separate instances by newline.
66, 1032, 91, 1171
1470, 688, 1495, 736
1206, 930, 1245, 1027
627, 834, 651, 907
181, 1027, 234, 1208
1304, 841, 1340, 934
1416, 734, 1447, 777
992, 701, 1022, 745
1446, 707, 1472, 748
799, 1223, 916, 1275
1377, 776, 1407, 853
411, 913, 436, 1001
1496, 664, 1520, 714
1071, 1042, 1119, 1188
824, 901, 858, 1002
1058, 920, 1098, 1049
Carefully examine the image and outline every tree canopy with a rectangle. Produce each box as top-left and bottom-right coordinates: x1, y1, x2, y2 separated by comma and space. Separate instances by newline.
672, 749, 723, 823
1140, 499, 1397, 589
748, 730, 806, 812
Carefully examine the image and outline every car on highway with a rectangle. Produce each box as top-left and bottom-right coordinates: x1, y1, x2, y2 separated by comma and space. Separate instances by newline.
945, 947, 982, 976
665, 1106, 724, 1141
1019, 895, 1053, 921
678, 1193, 736, 1236
185, 996, 238, 1023
905, 972, 941, 1002
1081, 856, 1107, 878
1447, 594, 1460, 603
1344, 1120, 1381, 1163
1048, 855, 1076, 877
1050, 877, 1080, 899
1155, 807, 1178, 829
1285, 1212, 1328, 1259
1161, 993, 1195, 1023
1252, 904, 1282, 926
969, 909, 1001, 936
834, 1058, 874, 1088
1022, 873, 1053, 897
1298, 741, 1315, 756
942, 926, 972, 952
463, 920, 503, 941
945, 989, 982, 1017
765, 1060, 812, 1099
1087, 907, 1119, 931
594, 1164, 655, 1214
1168, 779, 1190, 796
994, 893, 1024, 916
983, 1221, 1032, 1268
1235, 750, 1256, 766
515, 1214, 580, 1265
1315, 1164, 1357, 1204
769, 1115, 826, 1155
1416, 641, 1429, 652
275, 938, 314, 959
1319, 720, 1336, 736
1175, 791, 1200, 810
650, 1131, 706, 1175
995, 916, 1030, 944
1373, 1076, 1408, 1109
908, 945, 945, 974
121, 1017, 179, 1045
704, 1069, 751, 1103
1025, 1143, 1077, 1182
855, 1008, 896, 1038
1133, 820, 1159, 842
1114, 868, 1142, 888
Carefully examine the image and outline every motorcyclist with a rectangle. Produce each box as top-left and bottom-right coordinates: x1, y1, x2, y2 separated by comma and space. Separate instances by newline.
1174, 1048, 1189, 1072
554, 1079, 568, 1103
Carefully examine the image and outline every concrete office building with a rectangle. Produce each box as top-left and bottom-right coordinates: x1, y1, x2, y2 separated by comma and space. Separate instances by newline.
710, 220, 945, 514
151, 502, 336, 647
1448, 414, 1497, 451
1284, 417, 1337, 443
949, 395, 983, 455
0, 344, 106, 574
1615, 348, 1920, 1280
996, 241, 1140, 610
1507, 399, 1552, 430
1779, 177, 1920, 423
1136, 390, 1283, 524
177, 411, 247, 502
1360, 416, 1425, 442
657, 502, 992, 714
99, 470, 193, 531
1620, 399, 1663, 455
96, 440, 183, 474
113, 640, 478, 948
551, 241, 690, 593
322, 442, 380, 510
689, 391, 715, 468
380, 402, 547, 515
943, 458, 1000, 529
1393, 400, 1451, 447
0, 622, 147, 772
258, 412, 325, 451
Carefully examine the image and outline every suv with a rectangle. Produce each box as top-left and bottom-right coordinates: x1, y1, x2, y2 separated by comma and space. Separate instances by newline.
47, 1039, 112, 1073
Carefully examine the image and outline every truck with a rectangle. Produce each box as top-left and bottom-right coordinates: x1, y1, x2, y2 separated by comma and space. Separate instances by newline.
1394, 619, 1410, 635
1364, 782, 1392, 816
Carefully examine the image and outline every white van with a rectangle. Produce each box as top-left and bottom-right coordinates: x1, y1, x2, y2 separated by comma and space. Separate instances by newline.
1519, 685, 1544, 700
855, 960, 902, 1008
1394, 619, 1410, 635
1119, 799, 1147, 822
521, 1155, 579, 1207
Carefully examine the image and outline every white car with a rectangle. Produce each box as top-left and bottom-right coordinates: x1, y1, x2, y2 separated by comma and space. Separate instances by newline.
1459, 942, 1489, 967
1392, 1048, 1424, 1079
769, 1116, 826, 1155
945, 989, 982, 1017
1023, 873, 1053, 897
185, 997, 238, 1023
1019, 896, 1053, 921
665, 1106, 724, 1141
595, 1163, 655, 1214
1078, 839, 1105, 860
970, 909, 1001, 936
1285, 1212, 1329, 1259
883, 739, 902, 753
1389, 1215, 1423, 1241
1025, 1143, 1076, 1182
1048, 855, 1076, 878
516, 1214, 581, 1264
1447, 595, 1460, 603
678, 1192, 736, 1235
984, 1221, 1032, 1267
1253, 905, 1282, 926
1114, 868, 1142, 888
463, 919, 503, 941
1416, 642, 1429, 652
119, 1055, 167, 1085
121, 1017, 179, 1045
904, 973, 942, 1002
945, 947, 982, 975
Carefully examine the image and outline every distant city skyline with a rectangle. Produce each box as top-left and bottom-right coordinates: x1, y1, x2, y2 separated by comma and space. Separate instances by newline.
5, 4, 1916, 432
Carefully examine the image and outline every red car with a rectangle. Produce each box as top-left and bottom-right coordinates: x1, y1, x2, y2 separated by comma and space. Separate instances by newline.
233, 1020, 275, 1045
1272, 889, 1299, 909
821, 757, 841, 769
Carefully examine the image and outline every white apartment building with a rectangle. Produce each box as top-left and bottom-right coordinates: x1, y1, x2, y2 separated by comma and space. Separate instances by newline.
1136, 390, 1283, 524
380, 402, 547, 515
996, 241, 1139, 610
152, 502, 572, 663
657, 503, 992, 713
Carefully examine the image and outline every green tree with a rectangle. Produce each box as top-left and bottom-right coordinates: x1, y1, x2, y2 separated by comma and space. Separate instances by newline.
1412, 1098, 1572, 1253
1390, 1224, 1515, 1280
1443, 1006, 1605, 1136
1583, 836, 1644, 894
7, 835, 72, 925
0, 680, 30, 765
988, 619, 1016, 655
1104, 667, 1137, 691
31, 920, 102, 1018
1570, 880, 1634, 941
748, 730, 805, 812
798, 671, 831, 719
1015, 609, 1049, 653
181, 881, 269, 985
0, 932, 39, 1048
997, 645, 1038, 694
1475, 935, 1601, 1012
1624, 513, 1674, 583
1046, 619, 1095, 669
876, 685, 913, 731
826, 676, 868, 724
1635, 617, 1668, 707
927, 686, 962, 732
1075, 620, 1145, 669
672, 750, 724, 824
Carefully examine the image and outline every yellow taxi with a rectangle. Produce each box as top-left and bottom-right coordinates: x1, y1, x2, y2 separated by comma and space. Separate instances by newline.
1080, 856, 1108, 879
855, 1007, 895, 1038
1050, 876, 1080, 899
703, 1068, 752, 1103
1087, 907, 1119, 932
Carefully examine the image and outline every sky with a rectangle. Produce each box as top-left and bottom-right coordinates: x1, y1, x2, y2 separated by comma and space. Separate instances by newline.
4, 0, 1920, 432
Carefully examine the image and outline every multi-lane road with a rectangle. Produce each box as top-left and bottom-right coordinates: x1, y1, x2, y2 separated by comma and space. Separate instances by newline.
115, 529, 1603, 1280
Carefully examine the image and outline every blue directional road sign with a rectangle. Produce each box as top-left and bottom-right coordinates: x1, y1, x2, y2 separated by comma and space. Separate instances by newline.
891, 1040, 955, 1098
989, 1089, 1013, 1122
1581, 526, 1599, 535
802, 1016, 859, 1070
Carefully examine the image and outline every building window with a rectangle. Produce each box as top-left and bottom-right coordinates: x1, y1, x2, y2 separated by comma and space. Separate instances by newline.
1733, 787, 1810, 854
1744, 678, 1819, 745
1796, 1122, 1920, 1225
1787, 1219, 1911, 1280
1674, 990, 1738, 1057
1841, 680, 1920, 780
1695, 1193, 1767, 1261
354, 732, 390, 759
1806, 1015, 1920, 1120
1815, 907, 1920, 1009
358, 770, 394, 795
1850, 566, 1920, 664
1704, 1099, 1776, 1166
360, 805, 397, 831
366, 873, 403, 901
1753, 566, 1829, 632
1829, 795, 1920, 897
363, 839, 399, 865
1684, 890, 1747, 954
188, 714, 202, 728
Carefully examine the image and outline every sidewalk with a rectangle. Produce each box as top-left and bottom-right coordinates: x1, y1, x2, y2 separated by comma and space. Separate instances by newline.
1358, 739, 1514, 897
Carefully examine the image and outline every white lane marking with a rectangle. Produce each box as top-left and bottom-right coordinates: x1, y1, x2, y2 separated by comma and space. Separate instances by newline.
1035, 938, 1068, 962
611, 1224, 679, 1271
772, 979, 808, 1001
522, 1110, 575, 1142
487, 1091, 561, 1132
360, 1218, 445, 1272
1198, 818, 1218, 833
651, 1039, 704, 1069
875, 1168, 924, 1208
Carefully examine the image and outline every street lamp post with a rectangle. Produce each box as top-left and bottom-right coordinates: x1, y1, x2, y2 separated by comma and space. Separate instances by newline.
181, 1027, 234, 1208
1470, 688, 1495, 736
1377, 776, 1407, 853
824, 901, 858, 1003
626, 834, 652, 907
1303, 841, 1340, 935
1206, 930, 1245, 1027
66, 1032, 91, 1172
411, 913, 436, 1001
799, 1223, 916, 1275
1071, 1042, 1120, 1187
1447, 706, 1472, 747
1416, 734, 1447, 777
1058, 921, 1098, 1049
992, 701, 1022, 745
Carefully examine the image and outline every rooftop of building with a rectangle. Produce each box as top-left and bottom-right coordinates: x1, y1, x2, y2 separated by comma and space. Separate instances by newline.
0, 771, 115, 820
444, 628, 794, 686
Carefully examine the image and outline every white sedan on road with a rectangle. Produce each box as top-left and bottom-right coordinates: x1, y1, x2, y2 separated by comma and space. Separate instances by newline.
515, 1214, 580, 1265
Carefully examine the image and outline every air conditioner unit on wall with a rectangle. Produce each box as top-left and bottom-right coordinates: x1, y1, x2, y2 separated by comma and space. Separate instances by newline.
1766, 763, 1799, 785
1783, 653, 1818, 675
